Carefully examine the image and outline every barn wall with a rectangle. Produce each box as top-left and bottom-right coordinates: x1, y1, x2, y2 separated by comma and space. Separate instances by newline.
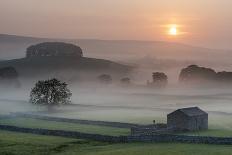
168, 112, 208, 131
167, 111, 188, 130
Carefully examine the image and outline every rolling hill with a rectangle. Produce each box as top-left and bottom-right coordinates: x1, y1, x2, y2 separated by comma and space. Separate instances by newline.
1, 34, 232, 82
0, 40, 131, 81
0, 34, 231, 62
0, 56, 130, 78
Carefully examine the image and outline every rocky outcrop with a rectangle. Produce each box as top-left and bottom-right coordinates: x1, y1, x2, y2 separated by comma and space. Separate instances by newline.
26, 42, 83, 58
0, 43, 130, 79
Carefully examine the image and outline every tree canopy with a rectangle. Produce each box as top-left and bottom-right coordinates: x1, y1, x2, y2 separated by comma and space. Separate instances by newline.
97, 74, 112, 84
30, 78, 72, 106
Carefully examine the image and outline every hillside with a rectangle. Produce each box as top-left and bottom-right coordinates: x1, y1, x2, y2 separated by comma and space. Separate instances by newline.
0, 56, 130, 79
0, 34, 231, 62
0, 40, 131, 80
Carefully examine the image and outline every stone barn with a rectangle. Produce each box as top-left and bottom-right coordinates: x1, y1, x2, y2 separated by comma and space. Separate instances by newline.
167, 107, 208, 131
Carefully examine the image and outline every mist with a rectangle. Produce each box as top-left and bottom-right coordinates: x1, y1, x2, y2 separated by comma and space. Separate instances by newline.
0, 75, 232, 133
0, 34, 232, 139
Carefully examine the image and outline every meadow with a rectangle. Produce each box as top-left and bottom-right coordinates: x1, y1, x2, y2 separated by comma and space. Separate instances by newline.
0, 87, 232, 155
0, 117, 130, 136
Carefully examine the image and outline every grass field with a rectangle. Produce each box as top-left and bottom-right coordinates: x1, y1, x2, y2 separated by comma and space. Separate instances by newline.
0, 117, 130, 136
0, 130, 232, 155
1, 116, 232, 137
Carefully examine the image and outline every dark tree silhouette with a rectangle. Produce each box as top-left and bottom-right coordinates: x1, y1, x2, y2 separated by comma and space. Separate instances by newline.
30, 78, 72, 108
120, 77, 131, 85
147, 72, 168, 88
0, 66, 20, 88
0, 66, 18, 79
179, 65, 216, 83
97, 74, 112, 84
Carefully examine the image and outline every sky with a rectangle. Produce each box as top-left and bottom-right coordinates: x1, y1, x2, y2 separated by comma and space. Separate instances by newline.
1, 0, 232, 49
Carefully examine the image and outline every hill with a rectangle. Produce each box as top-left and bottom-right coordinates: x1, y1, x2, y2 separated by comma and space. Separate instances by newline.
0, 57, 130, 78
0, 41, 131, 81
0, 34, 231, 62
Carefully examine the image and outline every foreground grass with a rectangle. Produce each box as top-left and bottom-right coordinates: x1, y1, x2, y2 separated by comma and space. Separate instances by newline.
0, 130, 231, 155
0, 117, 130, 136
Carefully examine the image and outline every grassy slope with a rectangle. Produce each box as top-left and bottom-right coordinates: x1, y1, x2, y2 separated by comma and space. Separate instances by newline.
0, 117, 130, 136
0, 130, 231, 155
0, 56, 130, 77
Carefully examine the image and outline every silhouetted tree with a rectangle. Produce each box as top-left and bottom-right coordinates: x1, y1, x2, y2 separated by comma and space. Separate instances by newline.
97, 74, 112, 84
179, 65, 216, 83
0, 66, 18, 79
148, 72, 168, 88
30, 78, 72, 110
0, 66, 20, 88
120, 77, 131, 85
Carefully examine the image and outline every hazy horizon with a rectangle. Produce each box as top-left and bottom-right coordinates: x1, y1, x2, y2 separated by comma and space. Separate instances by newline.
1, 0, 232, 49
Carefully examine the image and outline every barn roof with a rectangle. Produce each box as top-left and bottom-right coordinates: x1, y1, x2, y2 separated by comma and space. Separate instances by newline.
168, 107, 208, 117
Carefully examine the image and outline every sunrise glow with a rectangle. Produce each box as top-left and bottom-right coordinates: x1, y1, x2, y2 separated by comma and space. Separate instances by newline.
168, 24, 178, 36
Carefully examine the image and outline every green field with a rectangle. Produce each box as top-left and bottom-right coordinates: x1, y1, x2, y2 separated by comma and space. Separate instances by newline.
1, 116, 232, 137
0, 117, 130, 136
0, 130, 231, 155
0, 115, 231, 155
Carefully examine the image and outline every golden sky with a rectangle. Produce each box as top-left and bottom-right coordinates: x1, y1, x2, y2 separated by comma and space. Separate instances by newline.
1, 0, 232, 49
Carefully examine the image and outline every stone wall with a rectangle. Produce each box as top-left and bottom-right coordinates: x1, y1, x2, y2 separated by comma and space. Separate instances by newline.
0, 125, 124, 142
11, 113, 139, 129
131, 124, 168, 135
0, 124, 232, 145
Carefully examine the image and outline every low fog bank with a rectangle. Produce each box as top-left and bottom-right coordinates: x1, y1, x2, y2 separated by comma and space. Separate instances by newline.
0, 34, 232, 129
0, 81, 232, 129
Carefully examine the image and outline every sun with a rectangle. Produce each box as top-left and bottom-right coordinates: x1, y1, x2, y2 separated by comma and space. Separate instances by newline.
168, 24, 178, 36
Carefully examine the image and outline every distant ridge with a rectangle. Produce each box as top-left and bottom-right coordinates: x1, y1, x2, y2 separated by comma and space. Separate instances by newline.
0, 33, 231, 63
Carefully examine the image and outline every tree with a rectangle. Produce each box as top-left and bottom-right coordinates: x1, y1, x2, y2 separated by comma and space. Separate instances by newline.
0, 66, 18, 79
152, 72, 168, 88
30, 78, 72, 109
0, 66, 21, 88
120, 77, 131, 85
97, 74, 112, 84
147, 72, 168, 88
179, 65, 216, 84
